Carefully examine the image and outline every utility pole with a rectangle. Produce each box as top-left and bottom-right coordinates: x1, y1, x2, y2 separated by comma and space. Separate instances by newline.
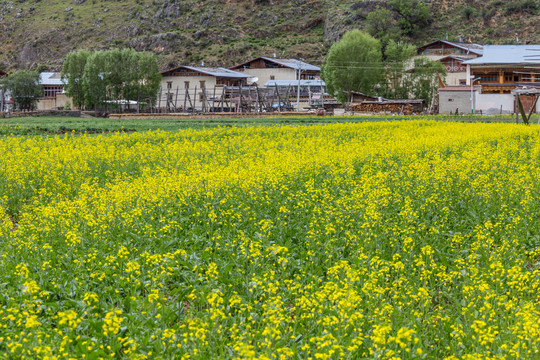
470, 76, 481, 114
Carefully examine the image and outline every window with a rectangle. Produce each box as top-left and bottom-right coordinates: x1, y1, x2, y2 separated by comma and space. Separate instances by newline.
459, 80, 466, 85
167, 81, 172, 89
43, 86, 63, 98
200, 80, 206, 88
184, 81, 190, 88
270, 75, 275, 80
480, 75, 498, 82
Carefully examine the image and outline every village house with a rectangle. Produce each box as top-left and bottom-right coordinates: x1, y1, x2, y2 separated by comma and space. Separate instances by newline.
37, 72, 71, 110
229, 57, 321, 86
439, 45, 540, 114
416, 40, 483, 86
159, 65, 252, 112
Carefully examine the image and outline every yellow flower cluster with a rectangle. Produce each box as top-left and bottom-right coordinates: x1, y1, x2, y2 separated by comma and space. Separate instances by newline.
1, 121, 540, 359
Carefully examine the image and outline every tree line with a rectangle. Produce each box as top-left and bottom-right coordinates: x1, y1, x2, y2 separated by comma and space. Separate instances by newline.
0, 49, 161, 111
62, 49, 161, 110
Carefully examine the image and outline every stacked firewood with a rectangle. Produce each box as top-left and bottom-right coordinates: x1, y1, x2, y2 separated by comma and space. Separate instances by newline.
348, 103, 417, 115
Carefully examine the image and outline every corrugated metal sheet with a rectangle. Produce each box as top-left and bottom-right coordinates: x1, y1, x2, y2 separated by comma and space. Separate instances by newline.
260, 57, 320, 71
39, 72, 65, 86
161, 66, 251, 78
264, 79, 325, 87
464, 45, 540, 65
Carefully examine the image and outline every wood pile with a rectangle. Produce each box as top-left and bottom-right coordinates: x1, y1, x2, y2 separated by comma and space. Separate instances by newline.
347, 100, 424, 115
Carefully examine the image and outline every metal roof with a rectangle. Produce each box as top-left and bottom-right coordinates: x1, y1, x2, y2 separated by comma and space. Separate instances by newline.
161, 66, 251, 78
511, 86, 540, 95
39, 72, 65, 86
417, 40, 484, 55
463, 45, 540, 65
264, 79, 325, 87
260, 57, 320, 71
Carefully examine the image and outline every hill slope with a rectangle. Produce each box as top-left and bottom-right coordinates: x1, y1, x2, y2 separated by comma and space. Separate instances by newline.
0, 0, 539, 71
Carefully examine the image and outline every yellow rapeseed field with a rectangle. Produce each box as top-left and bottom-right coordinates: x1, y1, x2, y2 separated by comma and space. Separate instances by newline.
1, 121, 540, 359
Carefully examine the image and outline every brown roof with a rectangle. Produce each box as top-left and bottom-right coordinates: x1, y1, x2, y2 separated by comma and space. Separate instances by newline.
230, 57, 320, 71
417, 40, 483, 55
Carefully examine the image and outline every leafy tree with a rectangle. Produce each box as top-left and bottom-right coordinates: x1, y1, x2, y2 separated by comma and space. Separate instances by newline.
80, 49, 161, 110
81, 50, 108, 110
322, 30, 383, 103
404, 57, 446, 106
382, 40, 416, 99
1, 70, 42, 111
62, 49, 91, 109
388, 0, 430, 36
365, 6, 401, 50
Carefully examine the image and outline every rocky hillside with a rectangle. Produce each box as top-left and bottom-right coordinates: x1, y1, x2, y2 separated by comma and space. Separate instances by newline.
0, 0, 539, 71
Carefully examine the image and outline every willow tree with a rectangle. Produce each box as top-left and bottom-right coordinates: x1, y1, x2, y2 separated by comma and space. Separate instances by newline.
322, 30, 383, 103
61, 50, 91, 109
75, 49, 161, 110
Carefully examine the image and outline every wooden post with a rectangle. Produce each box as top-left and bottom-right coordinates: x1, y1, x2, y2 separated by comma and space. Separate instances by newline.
274, 84, 281, 112
184, 87, 188, 112
270, 86, 276, 112
174, 86, 179, 112
255, 85, 260, 113
166, 87, 171, 112
238, 84, 242, 113
158, 88, 162, 113
201, 87, 206, 113
212, 86, 216, 112
193, 86, 198, 112
220, 87, 225, 112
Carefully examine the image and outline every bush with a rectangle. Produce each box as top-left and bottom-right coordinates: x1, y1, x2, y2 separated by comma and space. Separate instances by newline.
505, 0, 538, 15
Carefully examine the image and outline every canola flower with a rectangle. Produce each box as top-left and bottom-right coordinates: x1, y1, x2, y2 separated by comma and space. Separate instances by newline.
0, 121, 540, 358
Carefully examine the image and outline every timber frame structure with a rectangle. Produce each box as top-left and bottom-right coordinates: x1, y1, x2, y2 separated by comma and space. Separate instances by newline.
511, 87, 540, 125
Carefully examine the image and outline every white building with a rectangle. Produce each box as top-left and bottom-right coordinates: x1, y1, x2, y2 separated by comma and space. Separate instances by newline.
37, 72, 71, 110
230, 57, 321, 87
440, 45, 540, 114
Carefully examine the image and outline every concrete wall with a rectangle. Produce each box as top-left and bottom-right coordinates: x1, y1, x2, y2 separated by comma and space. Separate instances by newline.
160, 75, 228, 111
440, 89, 538, 115
439, 90, 473, 114
446, 72, 468, 86
233, 68, 297, 86
37, 94, 72, 110
161, 75, 218, 92
475, 93, 515, 114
